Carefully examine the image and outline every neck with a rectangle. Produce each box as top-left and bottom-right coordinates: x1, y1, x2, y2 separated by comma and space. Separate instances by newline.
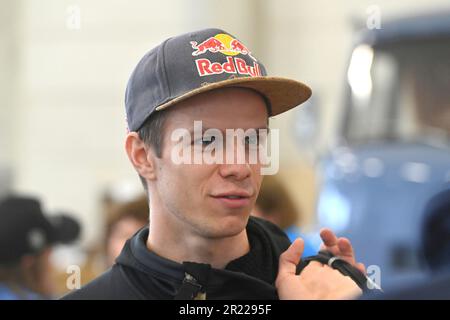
146, 204, 250, 269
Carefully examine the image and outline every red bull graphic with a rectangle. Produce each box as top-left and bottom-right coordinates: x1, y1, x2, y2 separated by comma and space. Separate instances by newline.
190, 38, 226, 56
190, 33, 261, 77
229, 39, 256, 61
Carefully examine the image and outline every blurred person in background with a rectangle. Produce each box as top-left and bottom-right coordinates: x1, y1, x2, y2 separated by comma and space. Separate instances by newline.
0, 196, 80, 300
252, 175, 317, 257
105, 195, 149, 266
68, 193, 149, 287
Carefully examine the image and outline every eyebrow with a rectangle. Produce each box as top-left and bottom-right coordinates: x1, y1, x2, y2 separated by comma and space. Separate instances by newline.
187, 126, 269, 135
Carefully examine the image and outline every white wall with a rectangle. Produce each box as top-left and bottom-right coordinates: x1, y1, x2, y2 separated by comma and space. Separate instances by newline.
5, 0, 259, 245
3, 0, 450, 244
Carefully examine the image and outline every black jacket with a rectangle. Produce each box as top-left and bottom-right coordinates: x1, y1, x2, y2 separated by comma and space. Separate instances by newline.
62, 217, 291, 300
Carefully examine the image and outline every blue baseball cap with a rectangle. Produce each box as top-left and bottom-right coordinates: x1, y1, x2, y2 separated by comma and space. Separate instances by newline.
125, 28, 312, 132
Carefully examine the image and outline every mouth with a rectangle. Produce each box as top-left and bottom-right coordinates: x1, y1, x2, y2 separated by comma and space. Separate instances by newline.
210, 191, 252, 209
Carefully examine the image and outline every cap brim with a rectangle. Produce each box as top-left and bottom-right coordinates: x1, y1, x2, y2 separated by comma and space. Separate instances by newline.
155, 76, 312, 116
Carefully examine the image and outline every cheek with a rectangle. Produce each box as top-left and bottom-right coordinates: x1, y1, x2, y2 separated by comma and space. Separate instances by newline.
251, 164, 263, 186
160, 161, 215, 196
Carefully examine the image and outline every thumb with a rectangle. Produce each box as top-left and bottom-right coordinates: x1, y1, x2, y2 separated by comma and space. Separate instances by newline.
277, 238, 304, 279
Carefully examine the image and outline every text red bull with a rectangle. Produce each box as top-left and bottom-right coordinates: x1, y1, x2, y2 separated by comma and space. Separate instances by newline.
195, 56, 262, 77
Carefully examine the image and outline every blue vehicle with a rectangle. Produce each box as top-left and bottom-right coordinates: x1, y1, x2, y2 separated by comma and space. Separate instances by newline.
316, 11, 450, 288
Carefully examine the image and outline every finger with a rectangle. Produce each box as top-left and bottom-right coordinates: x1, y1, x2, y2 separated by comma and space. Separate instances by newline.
357, 263, 366, 274
319, 228, 338, 248
337, 237, 354, 258
319, 241, 340, 257
319, 243, 339, 255
278, 238, 304, 278
335, 238, 356, 266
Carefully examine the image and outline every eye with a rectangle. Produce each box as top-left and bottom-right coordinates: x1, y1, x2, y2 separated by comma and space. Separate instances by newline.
203, 135, 216, 145
194, 135, 216, 146
244, 135, 258, 146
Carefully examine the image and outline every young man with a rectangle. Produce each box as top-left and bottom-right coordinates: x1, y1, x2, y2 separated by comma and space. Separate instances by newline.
63, 28, 364, 300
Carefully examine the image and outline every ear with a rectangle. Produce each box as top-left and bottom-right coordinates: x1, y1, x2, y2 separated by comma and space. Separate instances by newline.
125, 132, 157, 181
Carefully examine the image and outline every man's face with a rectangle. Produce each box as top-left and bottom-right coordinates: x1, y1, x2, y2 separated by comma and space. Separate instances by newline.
152, 87, 268, 239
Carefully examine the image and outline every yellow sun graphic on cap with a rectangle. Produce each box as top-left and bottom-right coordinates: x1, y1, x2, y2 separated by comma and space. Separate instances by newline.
214, 33, 240, 56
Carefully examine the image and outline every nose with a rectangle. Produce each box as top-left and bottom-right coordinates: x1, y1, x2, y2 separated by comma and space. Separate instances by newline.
217, 134, 255, 181
218, 163, 252, 181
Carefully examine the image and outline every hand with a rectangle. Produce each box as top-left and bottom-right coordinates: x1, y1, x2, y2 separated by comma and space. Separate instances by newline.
276, 239, 362, 300
319, 228, 365, 274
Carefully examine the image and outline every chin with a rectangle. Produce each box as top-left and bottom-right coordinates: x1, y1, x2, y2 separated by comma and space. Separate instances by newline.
201, 214, 249, 239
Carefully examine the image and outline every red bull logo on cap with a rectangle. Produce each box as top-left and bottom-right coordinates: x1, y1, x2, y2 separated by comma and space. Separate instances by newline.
190, 33, 261, 77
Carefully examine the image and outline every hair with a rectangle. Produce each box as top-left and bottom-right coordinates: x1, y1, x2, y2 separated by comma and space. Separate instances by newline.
106, 195, 149, 233
136, 109, 170, 191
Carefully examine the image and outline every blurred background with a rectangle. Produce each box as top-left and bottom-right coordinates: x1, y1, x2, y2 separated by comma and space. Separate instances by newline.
1, 0, 450, 297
